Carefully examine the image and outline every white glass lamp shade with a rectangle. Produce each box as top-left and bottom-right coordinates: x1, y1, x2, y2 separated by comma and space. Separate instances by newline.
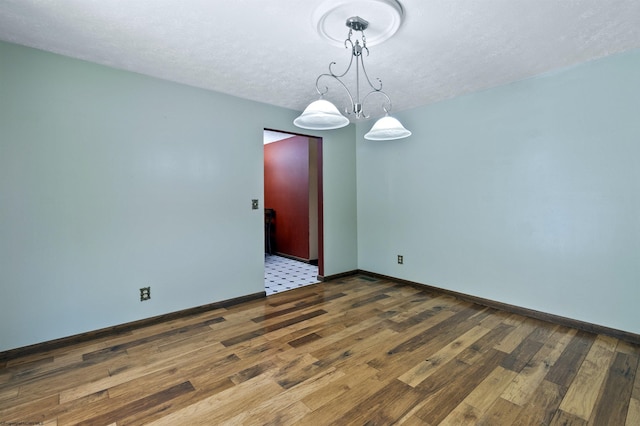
293, 99, 350, 130
364, 115, 412, 140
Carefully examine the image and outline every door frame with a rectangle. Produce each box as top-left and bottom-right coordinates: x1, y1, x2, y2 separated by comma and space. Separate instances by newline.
263, 129, 324, 277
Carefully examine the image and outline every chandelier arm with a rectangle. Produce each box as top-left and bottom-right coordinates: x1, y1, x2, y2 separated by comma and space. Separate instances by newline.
357, 53, 383, 92
315, 73, 356, 113
361, 90, 393, 117
314, 71, 331, 96
327, 39, 356, 78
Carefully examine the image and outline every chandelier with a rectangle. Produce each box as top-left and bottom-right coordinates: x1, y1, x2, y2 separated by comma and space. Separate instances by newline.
293, 15, 411, 140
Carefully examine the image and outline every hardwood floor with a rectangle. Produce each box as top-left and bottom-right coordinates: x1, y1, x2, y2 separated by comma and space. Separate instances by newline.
1, 274, 638, 425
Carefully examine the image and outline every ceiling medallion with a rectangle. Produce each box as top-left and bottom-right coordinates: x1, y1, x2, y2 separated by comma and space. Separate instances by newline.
312, 0, 404, 47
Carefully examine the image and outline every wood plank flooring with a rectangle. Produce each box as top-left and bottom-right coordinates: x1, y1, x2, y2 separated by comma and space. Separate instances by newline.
1, 275, 639, 425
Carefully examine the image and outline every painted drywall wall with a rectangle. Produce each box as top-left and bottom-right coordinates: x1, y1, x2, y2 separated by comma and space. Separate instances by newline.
357, 49, 640, 335
0, 41, 357, 352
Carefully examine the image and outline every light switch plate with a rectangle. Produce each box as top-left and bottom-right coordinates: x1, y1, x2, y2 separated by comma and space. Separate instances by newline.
252, 199, 259, 210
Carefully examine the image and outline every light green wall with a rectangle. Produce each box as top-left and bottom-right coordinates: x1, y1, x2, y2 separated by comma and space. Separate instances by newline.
3, 38, 638, 353
0, 41, 357, 352
357, 49, 640, 334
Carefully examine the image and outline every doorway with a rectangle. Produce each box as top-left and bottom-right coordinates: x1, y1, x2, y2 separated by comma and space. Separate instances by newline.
263, 129, 323, 295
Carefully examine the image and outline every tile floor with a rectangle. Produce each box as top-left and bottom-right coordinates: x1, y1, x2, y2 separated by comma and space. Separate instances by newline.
264, 254, 319, 296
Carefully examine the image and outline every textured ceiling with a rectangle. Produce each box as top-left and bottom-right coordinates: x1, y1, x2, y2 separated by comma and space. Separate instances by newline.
1, 0, 639, 120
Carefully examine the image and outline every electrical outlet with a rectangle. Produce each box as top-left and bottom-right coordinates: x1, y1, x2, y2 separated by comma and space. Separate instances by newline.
252, 199, 259, 210
140, 287, 151, 301
397, 255, 404, 265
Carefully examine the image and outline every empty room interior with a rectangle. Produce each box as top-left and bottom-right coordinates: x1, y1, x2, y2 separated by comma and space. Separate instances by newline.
1, 1, 639, 424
